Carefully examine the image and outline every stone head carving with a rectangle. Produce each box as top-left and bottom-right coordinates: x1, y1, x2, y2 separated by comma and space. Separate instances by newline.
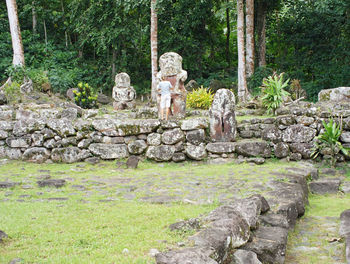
159, 52, 183, 76
115, 72, 131, 88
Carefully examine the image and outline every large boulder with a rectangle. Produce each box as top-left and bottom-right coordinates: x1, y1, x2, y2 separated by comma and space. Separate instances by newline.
181, 118, 208, 131
156, 247, 218, 264
235, 140, 271, 158
51, 147, 83, 163
127, 140, 148, 154
22, 147, 50, 163
232, 250, 262, 264
318, 87, 350, 102
240, 226, 288, 264
340, 210, 350, 264
6, 136, 31, 148
273, 143, 289, 158
186, 129, 206, 145
47, 119, 76, 137
13, 119, 45, 136
146, 145, 175, 161
185, 144, 207, 160
162, 128, 184, 145
89, 143, 128, 160
261, 127, 281, 143
282, 125, 316, 143
206, 142, 235, 154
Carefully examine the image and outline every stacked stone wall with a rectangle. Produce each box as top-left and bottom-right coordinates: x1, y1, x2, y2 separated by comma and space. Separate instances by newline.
0, 103, 349, 163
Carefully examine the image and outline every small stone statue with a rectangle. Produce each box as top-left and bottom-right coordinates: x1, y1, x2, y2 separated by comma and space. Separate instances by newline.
209, 89, 237, 142
112, 72, 136, 110
156, 52, 188, 119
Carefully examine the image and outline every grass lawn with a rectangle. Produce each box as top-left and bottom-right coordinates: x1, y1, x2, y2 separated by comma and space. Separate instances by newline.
0, 159, 303, 263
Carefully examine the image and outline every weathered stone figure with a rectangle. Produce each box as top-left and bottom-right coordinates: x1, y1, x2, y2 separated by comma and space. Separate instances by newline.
209, 89, 237, 142
156, 52, 188, 119
112, 72, 136, 110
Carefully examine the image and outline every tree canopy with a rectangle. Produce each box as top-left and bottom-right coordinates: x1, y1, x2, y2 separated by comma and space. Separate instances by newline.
0, 0, 349, 101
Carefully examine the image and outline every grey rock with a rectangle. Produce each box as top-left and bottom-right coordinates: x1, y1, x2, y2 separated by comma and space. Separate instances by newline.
340, 209, 350, 237
186, 129, 206, 145
259, 213, 290, 229
0, 230, 8, 242
22, 147, 50, 163
341, 182, 350, 193
41, 128, 55, 139
232, 249, 262, 264
161, 120, 180, 129
61, 137, 77, 147
273, 143, 290, 158
162, 128, 185, 145
235, 140, 271, 158
169, 218, 200, 232
289, 143, 313, 159
185, 144, 207, 160
155, 247, 218, 264
6, 136, 31, 148
146, 145, 175, 161
92, 119, 117, 136
37, 179, 66, 188
43, 139, 56, 149
282, 125, 316, 143
74, 119, 92, 131
209, 89, 236, 142
13, 119, 45, 136
247, 157, 265, 165
340, 132, 350, 143
206, 142, 235, 154
296, 116, 314, 126
0, 121, 14, 131
97, 93, 112, 104
126, 156, 139, 169
172, 152, 186, 162
85, 157, 100, 165
31, 133, 44, 147
147, 133, 162, 146
0, 92, 7, 105
309, 179, 341, 194
290, 152, 302, 161
60, 108, 78, 120
240, 226, 288, 264
66, 88, 77, 100
114, 119, 160, 136
51, 147, 82, 163
185, 79, 199, 92
276, 116, 296, 126
89, 143, 129, 160
47, 119, 75, 137
0, 130, 8, 140
128, 140, 147, 154
318, 87, 350, 102
77, 139, 93, 149
5, 148, 22, 160
0, 182, 18, 188
102, 136, 124, 144
181, 118, 208, 131
261, 127, 281, 143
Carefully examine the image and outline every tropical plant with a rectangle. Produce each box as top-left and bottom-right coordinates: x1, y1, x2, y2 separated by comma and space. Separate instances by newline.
73, 82, 97, 109
186, 86, 214, 110
311, 117, 349, 167
260, 73, 290, 115
3, 81, 21, 103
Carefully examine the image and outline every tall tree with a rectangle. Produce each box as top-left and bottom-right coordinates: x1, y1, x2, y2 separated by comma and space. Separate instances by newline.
256, 0, 266, 67
150, 0, 158, 102
237, 0, 249, 103
225, 0, 231, 67
245, 0, 255, 77
6, 0, 25, 66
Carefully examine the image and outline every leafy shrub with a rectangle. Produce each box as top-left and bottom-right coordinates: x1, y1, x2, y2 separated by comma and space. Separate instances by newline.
261, 73, 290, 115
73, 82, 97, 109
186, 86, 214, 109
311, 117, 349, 167
3, 81, 21, 103
5, 65, 28, 84
248, 66, 274, 95
27, 69, 50, 92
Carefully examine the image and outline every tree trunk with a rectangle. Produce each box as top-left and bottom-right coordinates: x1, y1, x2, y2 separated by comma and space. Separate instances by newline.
237, 0, 249, 103
111, 49, 117, 81
32, 1, 37, 34
245, 0, 255, 77
6, 0, 25, 66
43, 19, 48, 47
257, 1, 266, 67
225, 0, 230, 67
150, 0, 158, 102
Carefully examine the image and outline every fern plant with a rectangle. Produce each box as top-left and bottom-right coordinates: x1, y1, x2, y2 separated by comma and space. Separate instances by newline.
311, 117, 349, 167
186, 86, 214, 109
260, 73, 290, 115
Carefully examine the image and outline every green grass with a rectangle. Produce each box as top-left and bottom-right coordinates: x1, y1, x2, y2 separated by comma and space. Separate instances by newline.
286, 193, 350, 264
0, 159, 302, 263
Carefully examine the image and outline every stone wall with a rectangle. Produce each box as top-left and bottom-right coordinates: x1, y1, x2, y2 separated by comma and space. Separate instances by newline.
0, 102, 349, 164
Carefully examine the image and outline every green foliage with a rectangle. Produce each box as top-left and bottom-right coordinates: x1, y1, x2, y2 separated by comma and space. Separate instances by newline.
260, 73, 290, 115
248, 67, 274, 96
186, 86, 214, 109
27, 69, 50, 92
3, 81, 21, 104
73, 82, 97, 109
5, 65, 28, 84
311, 117, 349, 167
